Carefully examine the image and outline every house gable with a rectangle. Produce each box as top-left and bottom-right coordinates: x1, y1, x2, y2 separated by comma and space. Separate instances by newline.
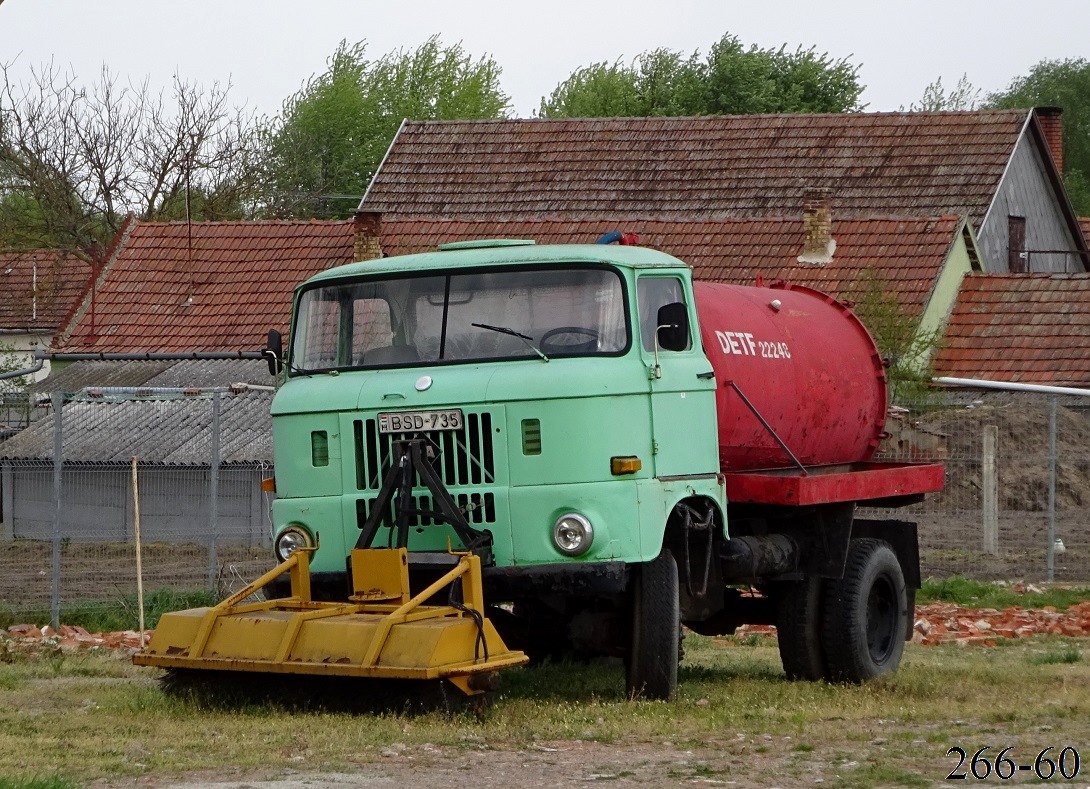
979, 115, 1089, 273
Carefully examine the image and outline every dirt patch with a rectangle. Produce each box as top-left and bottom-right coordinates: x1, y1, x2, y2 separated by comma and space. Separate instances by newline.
92, 734, 960, 789
127, 741, 788, 789
890, 402, 1090, 512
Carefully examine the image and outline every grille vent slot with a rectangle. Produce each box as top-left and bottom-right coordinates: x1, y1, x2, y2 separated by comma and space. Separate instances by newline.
521, 418, 542, 455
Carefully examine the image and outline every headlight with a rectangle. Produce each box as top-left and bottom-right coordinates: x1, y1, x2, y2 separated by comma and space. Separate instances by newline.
552, 512, 594, 556
275, 526, 312, 562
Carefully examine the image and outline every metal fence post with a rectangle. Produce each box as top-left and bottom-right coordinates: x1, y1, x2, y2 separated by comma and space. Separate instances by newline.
1047, 397, 1057, 582
50, 392, 62, 630
982, 425, 999, 556
208, 391, 221, 593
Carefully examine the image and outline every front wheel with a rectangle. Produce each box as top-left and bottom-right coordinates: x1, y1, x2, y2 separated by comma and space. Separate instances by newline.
820, 538, 908, 683
626, 550, 680, 700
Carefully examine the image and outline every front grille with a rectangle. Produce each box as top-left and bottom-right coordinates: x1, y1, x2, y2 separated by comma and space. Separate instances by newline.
353, 411, 496, 492
353, 411, 499, 532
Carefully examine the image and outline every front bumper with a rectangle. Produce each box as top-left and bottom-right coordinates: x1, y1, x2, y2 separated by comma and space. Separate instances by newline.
266, 560, 630, 602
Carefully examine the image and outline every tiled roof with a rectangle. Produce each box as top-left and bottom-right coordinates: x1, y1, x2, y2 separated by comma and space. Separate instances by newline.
1080, 217, 1090, 246
378, 215, 963, 317
29, 358, 270, 394
361, 111, 1030, 224
58, 220, 355, 353
0, 390, 273, 464
0, 249, 88, 332
934, 274, 1090, 386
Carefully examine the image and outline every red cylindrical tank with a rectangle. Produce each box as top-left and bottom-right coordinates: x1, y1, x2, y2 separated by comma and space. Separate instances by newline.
693, 280, 887, 472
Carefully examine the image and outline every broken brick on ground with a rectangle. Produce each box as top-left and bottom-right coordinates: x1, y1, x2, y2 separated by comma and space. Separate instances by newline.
3, 602, 1090, 658
1, 623, 148, 655
721, 600, 1090, 646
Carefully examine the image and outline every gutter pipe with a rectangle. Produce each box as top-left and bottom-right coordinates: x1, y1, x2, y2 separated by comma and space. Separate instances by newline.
0, 358, 44, 381
933, 376, 1090, 398
34, 350, 265, 362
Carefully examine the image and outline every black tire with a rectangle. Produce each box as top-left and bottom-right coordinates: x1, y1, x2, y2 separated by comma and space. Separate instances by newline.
775, 576, 825, 681
821, 538, 908, 683
626, 549, 680, 700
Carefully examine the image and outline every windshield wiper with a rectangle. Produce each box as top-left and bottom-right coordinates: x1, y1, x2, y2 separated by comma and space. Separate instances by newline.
472, 323, 549, 362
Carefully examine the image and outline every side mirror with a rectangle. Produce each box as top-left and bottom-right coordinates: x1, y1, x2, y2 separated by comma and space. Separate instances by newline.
656, 302, 690, 352
263, 329, 284, 376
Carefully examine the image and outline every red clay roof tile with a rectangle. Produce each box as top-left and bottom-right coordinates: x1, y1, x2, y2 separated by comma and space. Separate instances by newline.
377, 214, 961, 317
58, 220, 355, 354
0, 250, 88, 333
934, 273, 1090, 385
362, 112, 1029, 224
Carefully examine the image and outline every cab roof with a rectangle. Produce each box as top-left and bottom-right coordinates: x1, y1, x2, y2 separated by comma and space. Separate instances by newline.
304, 242, 689, 286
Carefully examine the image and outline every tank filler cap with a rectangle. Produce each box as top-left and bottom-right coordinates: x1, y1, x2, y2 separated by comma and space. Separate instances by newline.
769, 299, 782, 312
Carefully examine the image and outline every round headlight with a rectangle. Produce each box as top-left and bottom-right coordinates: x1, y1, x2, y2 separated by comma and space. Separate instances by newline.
552, 512, 594, 557
275, 527, 312, 562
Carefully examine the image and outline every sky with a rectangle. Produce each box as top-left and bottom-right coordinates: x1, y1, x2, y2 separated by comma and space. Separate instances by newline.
0, 0, 1087, 119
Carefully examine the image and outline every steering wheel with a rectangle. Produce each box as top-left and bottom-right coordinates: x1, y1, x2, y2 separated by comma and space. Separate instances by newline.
539, 326, 600, 355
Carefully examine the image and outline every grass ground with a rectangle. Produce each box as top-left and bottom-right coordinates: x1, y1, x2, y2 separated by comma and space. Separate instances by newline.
917, 576, 1090, 610
0, 633, 1087, 788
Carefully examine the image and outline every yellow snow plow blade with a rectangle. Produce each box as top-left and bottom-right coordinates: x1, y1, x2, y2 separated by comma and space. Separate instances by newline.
133, 547, 528, 696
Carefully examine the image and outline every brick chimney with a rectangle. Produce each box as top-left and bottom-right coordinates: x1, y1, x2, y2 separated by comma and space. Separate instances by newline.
352, 211, 383, 261
797, 188, 836, 265
1035, 106, 1063, 173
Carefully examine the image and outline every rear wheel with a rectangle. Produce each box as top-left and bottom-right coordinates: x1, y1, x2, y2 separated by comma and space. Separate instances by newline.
821, 538, 908, 683
775, 576, 825, 681
626, 549, 680, 700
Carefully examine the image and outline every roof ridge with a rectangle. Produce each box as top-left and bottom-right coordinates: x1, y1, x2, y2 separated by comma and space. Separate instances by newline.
381, 213, 964, 226
964, 271, 1090, 277
129, 218, 355, 228
405, 109, 1030, 126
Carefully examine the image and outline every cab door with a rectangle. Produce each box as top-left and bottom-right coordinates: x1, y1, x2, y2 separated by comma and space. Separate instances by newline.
636, 275, 719, 477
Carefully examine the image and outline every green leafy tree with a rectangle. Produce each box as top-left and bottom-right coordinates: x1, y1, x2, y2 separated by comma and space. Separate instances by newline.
850, 270, 942, 405
539, 33, 864, 118
986, 58, 1090, 215
262, 37, 509, 218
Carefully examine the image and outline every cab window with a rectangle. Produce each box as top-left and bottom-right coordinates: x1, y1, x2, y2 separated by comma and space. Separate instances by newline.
637, 277, 691, 352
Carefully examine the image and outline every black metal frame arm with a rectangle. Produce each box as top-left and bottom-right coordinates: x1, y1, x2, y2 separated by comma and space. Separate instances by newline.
354, 439, 494, 564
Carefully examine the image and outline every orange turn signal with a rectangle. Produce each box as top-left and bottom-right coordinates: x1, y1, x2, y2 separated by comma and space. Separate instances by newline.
261, 477, 277, 493
610, 456, 642, 475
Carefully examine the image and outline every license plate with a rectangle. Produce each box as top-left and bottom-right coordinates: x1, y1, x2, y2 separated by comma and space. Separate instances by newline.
378, 409, 464, 433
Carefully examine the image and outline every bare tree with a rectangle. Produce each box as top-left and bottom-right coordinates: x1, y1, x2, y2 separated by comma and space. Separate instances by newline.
0, 60, 261, 257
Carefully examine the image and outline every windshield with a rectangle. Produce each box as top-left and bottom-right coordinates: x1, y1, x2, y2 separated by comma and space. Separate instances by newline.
289, 265, 629, 372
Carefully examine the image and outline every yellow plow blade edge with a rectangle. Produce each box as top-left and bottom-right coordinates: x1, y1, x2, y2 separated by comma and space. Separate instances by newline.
133, 548, 528, 696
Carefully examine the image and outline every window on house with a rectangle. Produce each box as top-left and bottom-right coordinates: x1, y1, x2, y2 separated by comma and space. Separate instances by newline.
1008, 216, 1027, 273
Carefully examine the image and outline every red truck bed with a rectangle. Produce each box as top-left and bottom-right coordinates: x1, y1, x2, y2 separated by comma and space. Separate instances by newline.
724, 462, 944, 507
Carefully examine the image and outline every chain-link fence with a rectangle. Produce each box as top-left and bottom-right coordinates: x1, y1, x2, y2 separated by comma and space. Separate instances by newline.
0, 389, 276, 624
0, 390, 31, 436
875, 389, 1090, 582
1, 385, 1088, 627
